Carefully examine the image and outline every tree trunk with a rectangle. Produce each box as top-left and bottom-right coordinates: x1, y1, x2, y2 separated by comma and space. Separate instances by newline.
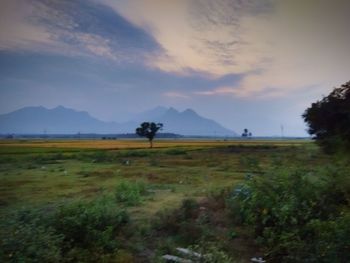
149, 139, 153, 148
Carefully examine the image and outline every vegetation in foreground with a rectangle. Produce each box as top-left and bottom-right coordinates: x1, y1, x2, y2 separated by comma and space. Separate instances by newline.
0, 139, 349, 262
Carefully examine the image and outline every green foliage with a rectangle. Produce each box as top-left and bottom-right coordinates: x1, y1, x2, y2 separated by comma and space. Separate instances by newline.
0, 198, 129, 263
91, 151, 111, 163
115, 180, 147, 206
229, 167, 349, 262
0, 209, 63, 263
73, 151, 116, 163
164, 148, 187, 155
135, 122, 163, 148
190, 242, 234, 263
303, 81, 350, 153
305, 213, 350, 262
118, 149, 152, 157
240, 156, 261, 172
52, 198, 129, 252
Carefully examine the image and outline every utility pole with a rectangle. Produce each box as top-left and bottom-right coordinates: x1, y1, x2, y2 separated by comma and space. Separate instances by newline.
280, 125, 284, 138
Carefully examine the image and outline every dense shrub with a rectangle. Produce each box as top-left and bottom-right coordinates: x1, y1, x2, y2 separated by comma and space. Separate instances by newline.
52, 198, 129, 252
190, 242, 234, 263
0, 209, 63, 263
300, 213, 350, 262
115, 180, 147, 206
228, 167, 349, 262
0, 198, 129, 263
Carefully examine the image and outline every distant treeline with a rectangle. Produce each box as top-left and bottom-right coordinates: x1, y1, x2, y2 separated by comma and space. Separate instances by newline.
0, 133, 184, 139
0, 133, 309, 140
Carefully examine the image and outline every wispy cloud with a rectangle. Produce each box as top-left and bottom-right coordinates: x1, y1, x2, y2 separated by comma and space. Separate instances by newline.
100, 0, 273, 77
101, 0, 350, 98
163, 92, 190, 99
195, 87, 237, 96
0, 0, 159, 63
1, 0, 349, 101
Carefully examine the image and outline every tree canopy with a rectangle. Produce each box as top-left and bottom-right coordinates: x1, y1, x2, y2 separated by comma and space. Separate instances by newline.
135, 122, 163, 148
303, 81, 350, 153
241, 128, 252, 138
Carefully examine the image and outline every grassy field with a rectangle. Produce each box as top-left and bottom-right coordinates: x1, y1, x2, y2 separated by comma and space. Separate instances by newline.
0, 138, 308, 150
1, 139, 328, 262
0, 139, 312, 212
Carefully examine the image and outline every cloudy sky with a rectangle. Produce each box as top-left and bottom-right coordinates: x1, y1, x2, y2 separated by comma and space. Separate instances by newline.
0, 0, 349, 136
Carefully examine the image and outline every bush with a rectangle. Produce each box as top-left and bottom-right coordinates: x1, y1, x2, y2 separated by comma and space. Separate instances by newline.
228, 167, 349, 262
0, 209, 63, 263
304, 213, 350, 262
190, 242, 234, 263
115, 181, 147, 206
0, 198, 130, 263
52, 198, 129, 252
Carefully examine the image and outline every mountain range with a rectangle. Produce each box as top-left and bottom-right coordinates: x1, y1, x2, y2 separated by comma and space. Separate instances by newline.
0, 106, 237, 136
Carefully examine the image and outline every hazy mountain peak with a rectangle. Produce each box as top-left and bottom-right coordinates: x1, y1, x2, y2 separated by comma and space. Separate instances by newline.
167, 107, 179, 114
131, 106, 168, 122
182, 108, 197, 115
19, 105, 45, 111
53, 105, 67, 110
52, 105, 80, 112
153, 106, 168, 111
0, 105, 237, 136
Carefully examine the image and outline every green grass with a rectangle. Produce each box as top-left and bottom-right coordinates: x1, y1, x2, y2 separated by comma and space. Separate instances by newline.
1, 139, 329, 262
0, 140, 318, 215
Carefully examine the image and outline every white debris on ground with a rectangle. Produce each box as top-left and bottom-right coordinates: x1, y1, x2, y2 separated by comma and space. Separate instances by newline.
176, 247, 202, 259
251, 257, 266, 263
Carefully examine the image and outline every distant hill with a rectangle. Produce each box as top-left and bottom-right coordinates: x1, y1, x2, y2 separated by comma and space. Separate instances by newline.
0, 105, 237, 136
0, 106, 119, 134
140, 107, 236, 136
118, 107, 236, 136
130, 106, 168, 123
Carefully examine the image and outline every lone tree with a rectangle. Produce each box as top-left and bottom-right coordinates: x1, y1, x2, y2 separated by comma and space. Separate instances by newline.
135, 122, 163, 148
242, 128, 252, 138
303, 81, 350, 153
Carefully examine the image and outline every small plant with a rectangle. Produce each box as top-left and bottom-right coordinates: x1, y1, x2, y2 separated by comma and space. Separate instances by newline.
190, 242, 234, 263
115, 180, 147, 206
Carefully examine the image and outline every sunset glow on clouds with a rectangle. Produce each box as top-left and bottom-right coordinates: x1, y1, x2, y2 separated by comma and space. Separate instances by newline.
0, 0, 349, 135
101, 0, 350, 98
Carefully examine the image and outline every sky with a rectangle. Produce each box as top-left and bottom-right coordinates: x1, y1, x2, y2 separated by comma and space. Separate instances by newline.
0, 0, 349, 136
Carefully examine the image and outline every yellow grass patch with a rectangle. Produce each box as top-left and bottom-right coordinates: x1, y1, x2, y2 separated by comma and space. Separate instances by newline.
0, 139, 309, 150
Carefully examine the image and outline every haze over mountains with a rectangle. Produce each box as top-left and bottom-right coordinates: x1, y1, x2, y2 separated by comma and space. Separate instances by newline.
0, 106, 237, 136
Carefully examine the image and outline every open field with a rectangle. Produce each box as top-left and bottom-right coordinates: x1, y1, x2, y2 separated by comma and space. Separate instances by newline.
2, 139, 337, 262
0, 138, 309, 150
0, 139, 313, 211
